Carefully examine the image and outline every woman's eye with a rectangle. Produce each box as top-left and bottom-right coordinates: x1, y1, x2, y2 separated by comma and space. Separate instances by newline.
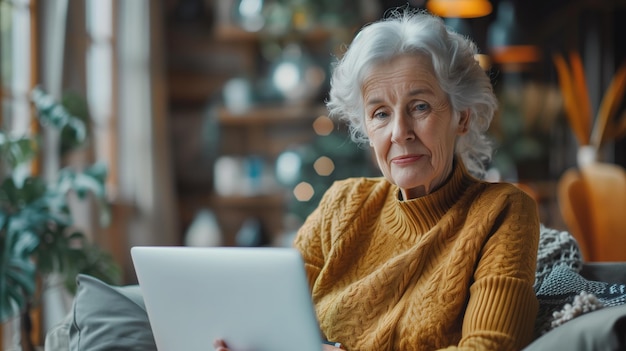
373, 110, 389, 119
414, 102, 429, 112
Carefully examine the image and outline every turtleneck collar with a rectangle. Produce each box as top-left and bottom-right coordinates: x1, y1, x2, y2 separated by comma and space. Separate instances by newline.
382, 159, 479, 235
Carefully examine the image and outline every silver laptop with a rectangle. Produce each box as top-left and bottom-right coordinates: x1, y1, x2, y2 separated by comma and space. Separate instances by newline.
131, 246, 323, 351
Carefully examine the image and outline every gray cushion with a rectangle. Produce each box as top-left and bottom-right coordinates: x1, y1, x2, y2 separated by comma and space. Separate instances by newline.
69, 274, 156, 351
524, 304, 626, 351
581, 262, 626, 284
44, 313, 72, 351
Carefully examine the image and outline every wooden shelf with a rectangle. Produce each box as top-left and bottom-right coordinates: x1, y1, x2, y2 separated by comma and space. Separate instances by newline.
218, 103, 327, 126
210, 193, 285, 208
213, 24, 335, 43
217, 103, 327, 157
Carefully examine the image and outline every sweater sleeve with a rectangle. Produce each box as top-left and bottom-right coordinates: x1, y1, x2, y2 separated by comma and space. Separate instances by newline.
293, 180, 346, 291
445, 186, 540, 351
294, 203, 325, 290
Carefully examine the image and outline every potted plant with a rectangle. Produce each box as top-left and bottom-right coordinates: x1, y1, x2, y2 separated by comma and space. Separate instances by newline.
0, 87, 121, 349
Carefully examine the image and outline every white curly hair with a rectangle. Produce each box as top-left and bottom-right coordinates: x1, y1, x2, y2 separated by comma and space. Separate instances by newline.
326, 8, 497, 178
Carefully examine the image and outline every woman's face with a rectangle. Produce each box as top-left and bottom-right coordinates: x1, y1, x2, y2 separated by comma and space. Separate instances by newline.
362, 54, 469, 199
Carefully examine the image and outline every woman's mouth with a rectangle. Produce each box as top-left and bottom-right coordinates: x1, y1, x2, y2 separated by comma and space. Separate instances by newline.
391, 154, 424, 165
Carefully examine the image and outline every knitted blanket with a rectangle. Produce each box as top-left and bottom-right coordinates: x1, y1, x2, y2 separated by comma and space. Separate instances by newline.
534, 225, 583, 290
533, 225, 626, 336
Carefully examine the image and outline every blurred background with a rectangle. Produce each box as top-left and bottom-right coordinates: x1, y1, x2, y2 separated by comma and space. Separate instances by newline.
2, 0, 626, 285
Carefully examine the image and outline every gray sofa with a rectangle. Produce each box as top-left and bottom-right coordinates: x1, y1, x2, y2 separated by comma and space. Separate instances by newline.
44, 226, 626, 350
43, 264, 626, 351
45, 274, 154, 351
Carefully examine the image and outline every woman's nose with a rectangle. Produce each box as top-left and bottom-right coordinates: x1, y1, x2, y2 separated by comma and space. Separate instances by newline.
391, 112, 416, 144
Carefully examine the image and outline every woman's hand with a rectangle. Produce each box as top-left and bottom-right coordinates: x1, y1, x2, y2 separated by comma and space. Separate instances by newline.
212, 339, 344, 351
212, 339, 229, 351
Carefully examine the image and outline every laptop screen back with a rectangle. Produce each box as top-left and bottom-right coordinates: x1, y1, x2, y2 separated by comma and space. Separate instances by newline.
131, 246, 322, 351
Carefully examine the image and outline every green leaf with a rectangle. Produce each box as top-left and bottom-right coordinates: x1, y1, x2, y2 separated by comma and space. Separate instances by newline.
0, 87, 120, 322
20, 177, 48, 205
67, 231, 86, 241
0, 133, 37, 169
84, 162, 108, 185
31, 86, 87, 151
0, 221, 39, 322
6, 268, 36, 297
6, 257, 35, 275
62, 243, 121, 294
1, 290, 24, 321
54, 164, 110, 226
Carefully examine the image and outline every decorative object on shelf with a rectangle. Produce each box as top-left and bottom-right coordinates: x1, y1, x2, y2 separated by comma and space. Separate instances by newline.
242, 155, 268, 195
222, 77, 254, 115
213, 156, 244, 197
230, 0, 365, 34
184, 209, 222, 247
232, 0, 316, 34
262, 1, 293, 35
235, 217, 270, 247
265, 43, 326, 104
554, 53, 626, 262
213, 155, 276, 197
275, 150, 302, 186
553, 52, 626, 164
0, 87, 121, 349
557, 162, 626, 262
233, 0, 267, 32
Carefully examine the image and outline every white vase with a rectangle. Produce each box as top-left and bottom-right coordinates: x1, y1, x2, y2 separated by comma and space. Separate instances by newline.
577, 145, 597, 168
184, 209, 222, 247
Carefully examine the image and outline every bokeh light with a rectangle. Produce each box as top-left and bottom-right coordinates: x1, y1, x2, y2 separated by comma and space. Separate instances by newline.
275, 151, 302, 185
312, 115, 334, 136
293, 182, 314, 201
273, 62, 300, 95
313, 156, 335, 176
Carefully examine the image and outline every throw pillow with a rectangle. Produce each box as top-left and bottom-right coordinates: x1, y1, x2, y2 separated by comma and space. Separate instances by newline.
69, 274, 156, 351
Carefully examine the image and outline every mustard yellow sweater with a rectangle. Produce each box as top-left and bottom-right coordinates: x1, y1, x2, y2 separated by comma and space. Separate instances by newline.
294, 161, 540, 351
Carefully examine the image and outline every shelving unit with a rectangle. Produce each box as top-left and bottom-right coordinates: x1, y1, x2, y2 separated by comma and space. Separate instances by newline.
165, 0, 369, 245
217, 104, 327, 156
212, 103, 328, 245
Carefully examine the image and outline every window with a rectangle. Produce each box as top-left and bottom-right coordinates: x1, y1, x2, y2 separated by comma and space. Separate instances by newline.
1, 0, 35, 139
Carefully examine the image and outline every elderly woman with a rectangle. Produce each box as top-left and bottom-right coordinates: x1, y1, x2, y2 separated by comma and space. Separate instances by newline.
216, 9, 540, 351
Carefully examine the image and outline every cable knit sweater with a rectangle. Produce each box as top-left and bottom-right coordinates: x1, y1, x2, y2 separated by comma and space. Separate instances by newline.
294, 161, 540, 351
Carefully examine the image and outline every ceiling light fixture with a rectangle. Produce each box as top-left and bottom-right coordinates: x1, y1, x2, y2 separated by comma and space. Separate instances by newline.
426, 0, 492, 18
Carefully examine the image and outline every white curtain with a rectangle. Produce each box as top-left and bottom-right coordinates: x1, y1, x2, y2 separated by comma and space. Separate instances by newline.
39, 0, 179, 333
39, 0, 72, 334
116, 0, 178, 248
